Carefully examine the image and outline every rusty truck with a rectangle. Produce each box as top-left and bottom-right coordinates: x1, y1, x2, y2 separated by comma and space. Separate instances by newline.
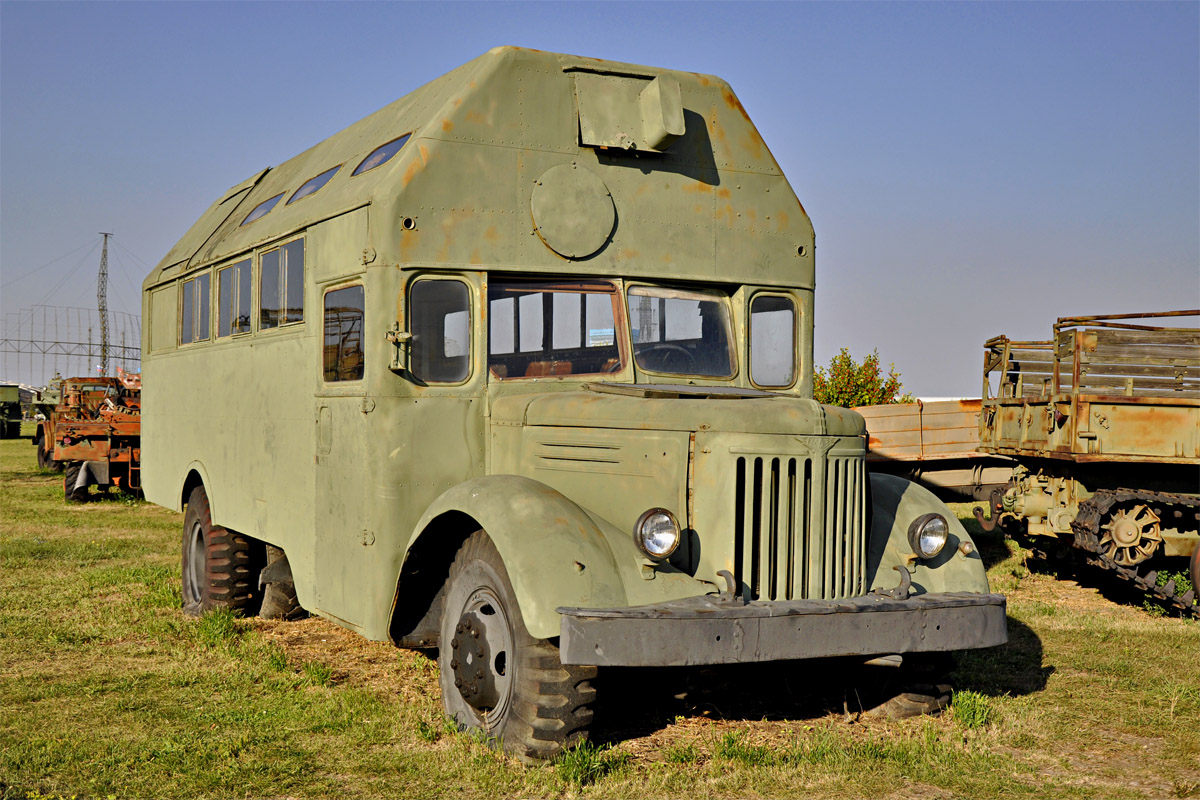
42, 370, 143, 501
975, 311, 1199, 614
141, 47, 1006, 759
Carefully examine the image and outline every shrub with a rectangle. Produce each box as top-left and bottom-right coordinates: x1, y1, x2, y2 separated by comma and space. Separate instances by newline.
814, 348, 912, 408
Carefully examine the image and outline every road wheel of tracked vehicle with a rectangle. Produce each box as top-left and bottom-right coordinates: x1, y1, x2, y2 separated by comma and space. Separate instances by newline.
63, 462, 88, 503
438, 531, 597, 762
181, 485, 265, 617
1098, 503, 1163, 566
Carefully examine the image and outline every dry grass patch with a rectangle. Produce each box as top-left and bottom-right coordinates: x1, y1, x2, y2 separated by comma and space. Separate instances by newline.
2, 444, 1197, 799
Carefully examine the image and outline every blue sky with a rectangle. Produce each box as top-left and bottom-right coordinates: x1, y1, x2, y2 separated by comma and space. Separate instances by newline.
2, 1, 1197, 394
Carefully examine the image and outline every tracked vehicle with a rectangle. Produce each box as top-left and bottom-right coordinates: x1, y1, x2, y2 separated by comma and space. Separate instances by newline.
977, 311, 1200, 613
142, 47, 1006, 759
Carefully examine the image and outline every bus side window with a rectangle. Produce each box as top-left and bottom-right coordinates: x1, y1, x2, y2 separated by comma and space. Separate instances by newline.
261, 238, 305, 329
179, 271, 210, 344
410, 280, 470, 383
323, 285, 365, 382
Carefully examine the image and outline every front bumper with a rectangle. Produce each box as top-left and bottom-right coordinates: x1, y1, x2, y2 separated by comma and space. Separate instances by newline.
558, 591, 1007, 667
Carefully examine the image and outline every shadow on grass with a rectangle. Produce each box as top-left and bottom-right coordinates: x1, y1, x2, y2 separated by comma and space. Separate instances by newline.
589, 616, 1048, 745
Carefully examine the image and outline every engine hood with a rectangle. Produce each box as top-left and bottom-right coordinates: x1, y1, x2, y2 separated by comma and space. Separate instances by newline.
490, 383, 866, 437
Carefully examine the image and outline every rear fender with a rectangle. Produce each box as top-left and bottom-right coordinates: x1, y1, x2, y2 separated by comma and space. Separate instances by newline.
405, 475, 629, 639
867, 473, 990, 595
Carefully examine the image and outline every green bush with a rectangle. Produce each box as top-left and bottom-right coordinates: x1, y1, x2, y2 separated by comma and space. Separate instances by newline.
814, 348, 912, 408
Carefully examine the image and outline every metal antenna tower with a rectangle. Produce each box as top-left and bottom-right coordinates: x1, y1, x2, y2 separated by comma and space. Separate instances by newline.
97, 232, 112, 375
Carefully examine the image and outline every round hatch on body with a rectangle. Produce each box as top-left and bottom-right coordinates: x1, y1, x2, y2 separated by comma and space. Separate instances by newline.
530, 164, 615, 259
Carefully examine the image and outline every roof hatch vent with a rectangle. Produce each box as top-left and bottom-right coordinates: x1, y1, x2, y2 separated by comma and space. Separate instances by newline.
572, 72, 685, 153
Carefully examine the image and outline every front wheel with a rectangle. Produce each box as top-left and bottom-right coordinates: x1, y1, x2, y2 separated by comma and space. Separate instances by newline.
438, 531, 597, 762
181, 485, 265, 617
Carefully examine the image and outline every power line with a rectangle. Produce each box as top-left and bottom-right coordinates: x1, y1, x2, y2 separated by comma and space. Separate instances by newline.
0, 239, 98, 289
31, 241, 101, 308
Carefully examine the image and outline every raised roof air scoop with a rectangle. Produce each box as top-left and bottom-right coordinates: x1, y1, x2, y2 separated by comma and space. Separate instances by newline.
572, 72, 685, 152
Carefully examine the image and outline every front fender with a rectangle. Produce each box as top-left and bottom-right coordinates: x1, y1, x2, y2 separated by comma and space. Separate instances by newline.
867, 473, 991, 595
406, 475, 629, 639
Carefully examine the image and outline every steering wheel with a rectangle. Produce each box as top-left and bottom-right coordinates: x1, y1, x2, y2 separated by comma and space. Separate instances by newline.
638, 343, 697, 373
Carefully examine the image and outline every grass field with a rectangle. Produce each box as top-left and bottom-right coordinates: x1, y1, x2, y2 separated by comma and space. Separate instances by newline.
2, 429, 1198, 799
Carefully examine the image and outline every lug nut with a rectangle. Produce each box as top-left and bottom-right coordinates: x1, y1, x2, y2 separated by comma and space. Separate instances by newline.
450, 659, 459, 669
450, 638, 459, 649
471, 629, 479, 638
476, 667, 484, 678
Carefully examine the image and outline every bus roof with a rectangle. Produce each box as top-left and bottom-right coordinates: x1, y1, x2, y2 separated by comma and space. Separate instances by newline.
147, 47, 813, 291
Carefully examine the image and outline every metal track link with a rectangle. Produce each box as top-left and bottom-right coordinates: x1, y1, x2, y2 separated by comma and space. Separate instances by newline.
1071, 489, 1199, 617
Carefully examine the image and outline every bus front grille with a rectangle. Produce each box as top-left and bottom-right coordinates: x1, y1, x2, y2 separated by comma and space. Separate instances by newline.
733, 453, 866, 601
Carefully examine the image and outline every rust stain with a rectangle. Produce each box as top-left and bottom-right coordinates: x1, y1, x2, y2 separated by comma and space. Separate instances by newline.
403, 160, 423, 187
470, 248, 481, 263
399, 229, 422, 263
775, 210, 789, 232
619, 248, 640, 260
465, 110, 486, 125
441, 119, 454, 132
740, 132, 763, 160
722, 89, 753, 124
634, 183, 653, 198
717, 188, 731, 199
697, 75, 711, 87
484, 225, 500, 242
419, 143, 430, 162
660, 253, 674, 264
683, 182, 713, 195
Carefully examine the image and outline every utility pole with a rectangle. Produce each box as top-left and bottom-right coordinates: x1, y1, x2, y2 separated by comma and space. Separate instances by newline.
98, 232, 112, 376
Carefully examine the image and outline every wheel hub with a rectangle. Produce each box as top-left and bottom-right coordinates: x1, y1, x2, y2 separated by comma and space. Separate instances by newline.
1099, 504, 1162, 566
448, 588, 513, 717
185, 521, 205, 604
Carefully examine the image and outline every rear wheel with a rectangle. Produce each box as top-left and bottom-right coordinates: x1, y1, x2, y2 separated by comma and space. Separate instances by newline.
438, 531, 597, 761
64, 462, 88, 503
181, 485, 265, 617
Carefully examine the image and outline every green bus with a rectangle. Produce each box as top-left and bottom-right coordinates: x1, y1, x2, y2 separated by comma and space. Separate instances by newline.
142, 47, 1005, 759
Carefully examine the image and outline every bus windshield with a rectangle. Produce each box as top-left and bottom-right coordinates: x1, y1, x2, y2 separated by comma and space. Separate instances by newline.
627, 286, 735, 378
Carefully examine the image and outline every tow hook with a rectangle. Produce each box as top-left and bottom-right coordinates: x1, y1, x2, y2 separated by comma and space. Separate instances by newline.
973, 487, 1004, 532
715, 569, 745, 605
872, 565, 912, 600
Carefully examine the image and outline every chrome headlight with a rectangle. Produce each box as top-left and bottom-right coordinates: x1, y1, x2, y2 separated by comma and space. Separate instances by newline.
908, 513, 949, 559
634, 508, 680, 559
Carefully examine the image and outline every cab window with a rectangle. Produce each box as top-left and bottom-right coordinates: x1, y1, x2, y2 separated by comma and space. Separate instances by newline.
410, 280, 470, 383
487, 280, 622, 379
749, 294, 796, 387
628, 286, 734, 377
323, 286, 365, 381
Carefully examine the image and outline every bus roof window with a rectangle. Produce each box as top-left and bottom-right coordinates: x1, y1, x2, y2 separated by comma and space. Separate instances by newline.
288, 165, 341, 205
240, 193, 285, 227
352, 134, 411, 177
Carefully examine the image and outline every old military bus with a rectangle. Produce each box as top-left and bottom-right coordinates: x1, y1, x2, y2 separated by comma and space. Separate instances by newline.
142, 47, 1005, 759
